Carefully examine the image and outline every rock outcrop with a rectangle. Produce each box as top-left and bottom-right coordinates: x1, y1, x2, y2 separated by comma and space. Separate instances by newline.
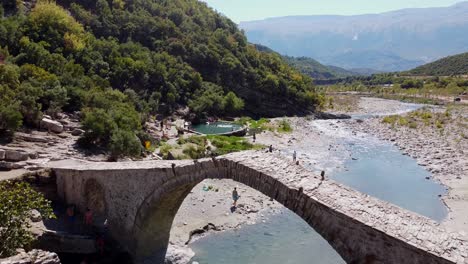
0, 249, 60, 264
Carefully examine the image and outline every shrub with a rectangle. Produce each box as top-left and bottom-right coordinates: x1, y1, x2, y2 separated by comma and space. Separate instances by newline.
277, 119, 292, 133
207, 135, 262, 155
81, 108, 117, 145
109, 129, 142, 159
183, 144, 206, 159
80, 88, 142, 158
397, 117, 409, 126
249, 118, 273, 133
185, 135, 206, 146
382, 115, 397, 124
159, 143, 172, 159
0, 181, 55, 258
234, 117, 253, 126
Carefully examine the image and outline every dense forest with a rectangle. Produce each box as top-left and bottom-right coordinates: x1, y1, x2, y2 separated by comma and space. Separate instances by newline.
0, 0, 323, 156
408, 52, 468, 76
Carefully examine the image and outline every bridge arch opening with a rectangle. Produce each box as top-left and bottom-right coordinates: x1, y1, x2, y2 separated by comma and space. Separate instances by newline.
130, 162, 350, 264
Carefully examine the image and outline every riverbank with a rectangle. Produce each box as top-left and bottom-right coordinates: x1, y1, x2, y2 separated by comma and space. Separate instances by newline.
343, 103, 468, 236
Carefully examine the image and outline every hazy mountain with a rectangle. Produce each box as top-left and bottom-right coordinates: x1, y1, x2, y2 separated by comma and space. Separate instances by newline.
408, 52, 468, 76
240, 2, 468, 72
283, 56, 360, 79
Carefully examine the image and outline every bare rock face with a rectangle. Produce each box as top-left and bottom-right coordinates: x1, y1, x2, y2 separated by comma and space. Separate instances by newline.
0, 149, 5, 160
0, 249, 61, 264
40, 119, 64, 134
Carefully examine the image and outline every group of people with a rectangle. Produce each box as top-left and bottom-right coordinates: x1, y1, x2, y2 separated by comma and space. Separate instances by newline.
66, 205, 107, 258
66, 206, 95, 232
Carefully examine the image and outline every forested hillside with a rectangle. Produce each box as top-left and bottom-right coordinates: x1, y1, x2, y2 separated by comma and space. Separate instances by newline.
408, 52, 468, 76
0, 0, 322, 156
283, 56, 357, 80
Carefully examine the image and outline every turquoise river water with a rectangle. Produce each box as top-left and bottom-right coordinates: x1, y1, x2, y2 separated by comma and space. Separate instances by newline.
192, 122, 243, 135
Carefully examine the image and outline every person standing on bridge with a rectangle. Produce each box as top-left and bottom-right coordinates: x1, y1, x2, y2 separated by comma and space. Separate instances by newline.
84, 208, 93, 233
232, 187, 240, 207
66, 204, 75, 230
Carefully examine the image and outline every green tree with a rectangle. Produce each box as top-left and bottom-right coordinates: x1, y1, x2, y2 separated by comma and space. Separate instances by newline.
0, 100, 22, 133
81, 108, 117, 145
223, 91, 244, 115
109, 129, 142, 159
0, 181, 55, 258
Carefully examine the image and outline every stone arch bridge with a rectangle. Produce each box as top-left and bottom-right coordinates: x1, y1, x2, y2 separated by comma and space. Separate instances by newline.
49, 151, 468, 264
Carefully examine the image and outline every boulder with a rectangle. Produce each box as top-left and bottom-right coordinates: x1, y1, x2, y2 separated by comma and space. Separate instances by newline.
0, 249, 61, 264
5, 150, 29, 161
71, 128, 84, 136
165, 245, 195, 264
30, 209, 42, 222
0, 149, 5, 160
40, 118, 64, 134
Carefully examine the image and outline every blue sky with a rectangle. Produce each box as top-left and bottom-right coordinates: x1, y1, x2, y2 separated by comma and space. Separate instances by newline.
202, 0, 464, 22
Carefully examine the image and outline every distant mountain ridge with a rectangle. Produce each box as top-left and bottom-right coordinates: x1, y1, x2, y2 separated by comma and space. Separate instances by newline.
408, 52, 468, 76
240, 2, 468, 72
254, 44, 360, 79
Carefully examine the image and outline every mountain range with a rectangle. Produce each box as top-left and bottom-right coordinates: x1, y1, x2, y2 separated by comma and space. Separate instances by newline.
240, 2, 468, 72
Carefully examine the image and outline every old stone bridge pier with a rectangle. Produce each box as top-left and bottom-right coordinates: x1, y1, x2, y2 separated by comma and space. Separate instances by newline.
50, 151, 468, 264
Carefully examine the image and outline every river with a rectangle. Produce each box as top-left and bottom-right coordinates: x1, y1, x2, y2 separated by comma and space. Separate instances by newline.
189, 102, 448, 264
